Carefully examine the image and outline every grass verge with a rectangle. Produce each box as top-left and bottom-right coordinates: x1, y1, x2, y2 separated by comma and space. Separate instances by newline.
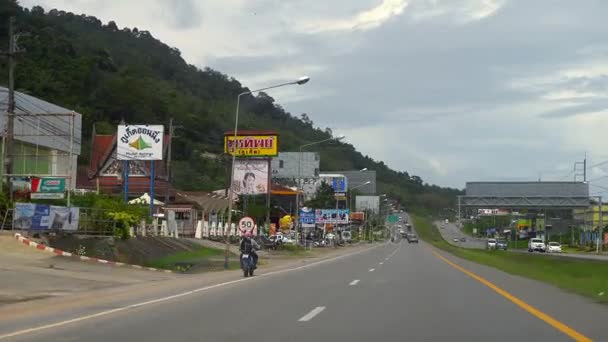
413, 215, 608, 303
147, 246, 231, 272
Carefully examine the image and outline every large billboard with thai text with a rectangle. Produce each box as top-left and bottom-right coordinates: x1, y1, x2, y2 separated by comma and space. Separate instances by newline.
224, 134, 278, 157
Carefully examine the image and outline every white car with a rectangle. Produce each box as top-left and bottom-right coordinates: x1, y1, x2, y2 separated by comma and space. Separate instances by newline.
547, 242, 562, 253
528, 238, 546, 252
487, 238, 497, 250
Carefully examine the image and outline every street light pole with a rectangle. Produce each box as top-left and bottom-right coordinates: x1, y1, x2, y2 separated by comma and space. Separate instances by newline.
224, 76, 310, 269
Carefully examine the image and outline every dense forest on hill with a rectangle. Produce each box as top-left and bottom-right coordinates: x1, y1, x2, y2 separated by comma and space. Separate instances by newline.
0, 1, 461, 214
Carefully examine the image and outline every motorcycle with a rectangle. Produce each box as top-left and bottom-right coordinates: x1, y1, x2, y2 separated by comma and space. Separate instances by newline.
241, 253, 255, 277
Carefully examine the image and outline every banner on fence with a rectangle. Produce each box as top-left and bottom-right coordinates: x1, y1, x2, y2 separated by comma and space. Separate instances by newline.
314, 209, 350, 224
13, 203, 79, 230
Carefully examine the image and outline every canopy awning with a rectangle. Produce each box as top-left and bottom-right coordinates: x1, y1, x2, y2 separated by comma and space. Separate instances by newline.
129, 192, 164, 205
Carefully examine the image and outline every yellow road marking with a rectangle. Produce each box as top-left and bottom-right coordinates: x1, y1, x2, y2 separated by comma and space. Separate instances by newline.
431, 250, 592, 342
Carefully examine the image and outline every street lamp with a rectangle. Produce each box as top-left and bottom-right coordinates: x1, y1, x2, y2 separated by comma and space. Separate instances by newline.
295, 135, 346, 224
224, 76, 310, 269
349, 181, 372, 211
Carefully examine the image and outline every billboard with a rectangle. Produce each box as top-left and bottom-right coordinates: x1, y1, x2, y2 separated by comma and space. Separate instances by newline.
271, 152, 320, 179
299, 207, 316, 227
13, 203, 79, 230
356, 196, 380, 214
232, 159, 269, 195
315, 209, 350, 224
224, 134, 278, 157
117, 125, 164, 160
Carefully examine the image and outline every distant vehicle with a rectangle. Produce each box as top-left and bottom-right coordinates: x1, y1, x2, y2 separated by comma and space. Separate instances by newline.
487, 238, 497, 250
341, 230, 352, 242
269, 234, 295, 245
460, 237, 466, 242
547, 242, 562, 253
406, 223, 412, 232
445, 219, 449, 224
496, 240, 508, 250
528, 238, 546, 252
453, 238, 460, 242
407, 233, 418, 243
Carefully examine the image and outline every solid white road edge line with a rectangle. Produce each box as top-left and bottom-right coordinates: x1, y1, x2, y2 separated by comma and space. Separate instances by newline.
298, 306, 326, 322
0, 244, 380, 340
349, 280, 360, 286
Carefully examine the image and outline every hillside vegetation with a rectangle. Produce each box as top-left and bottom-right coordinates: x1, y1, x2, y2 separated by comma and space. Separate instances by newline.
0, 1, 461, 213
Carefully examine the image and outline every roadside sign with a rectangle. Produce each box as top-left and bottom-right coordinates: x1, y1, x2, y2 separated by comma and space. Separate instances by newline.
388, 215, 398, 223
238, 216, 255, 233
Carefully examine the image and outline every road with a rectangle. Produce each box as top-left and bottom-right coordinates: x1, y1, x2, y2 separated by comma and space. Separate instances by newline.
2, 215, 608, 341
437, 221, 608, 262
438, 221, 486, 249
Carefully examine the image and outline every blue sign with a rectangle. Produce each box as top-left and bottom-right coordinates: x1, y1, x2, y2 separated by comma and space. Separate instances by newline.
299, 208, 315, 226
332, 178, 346, 192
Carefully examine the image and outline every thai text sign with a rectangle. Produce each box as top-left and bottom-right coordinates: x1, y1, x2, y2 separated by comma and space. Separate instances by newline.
117, 125, 164, 160
224, 135, 278, 157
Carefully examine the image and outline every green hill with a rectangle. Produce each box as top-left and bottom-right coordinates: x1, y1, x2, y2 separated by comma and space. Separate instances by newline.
0, 1, 462, 214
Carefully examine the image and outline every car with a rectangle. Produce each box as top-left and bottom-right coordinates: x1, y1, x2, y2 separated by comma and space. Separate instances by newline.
445, 219, 449, 224
453, 238, 460, 242
496, 239, 508, 250
460, 237, 466, 242
407, 233, 418, 243
547, 242, 562, 253
487, 238, 497, 250
528, 238, 546, 252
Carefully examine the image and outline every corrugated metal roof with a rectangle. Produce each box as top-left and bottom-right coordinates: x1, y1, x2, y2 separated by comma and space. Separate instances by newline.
0, 87, 82, 154
465, 182, 589, 197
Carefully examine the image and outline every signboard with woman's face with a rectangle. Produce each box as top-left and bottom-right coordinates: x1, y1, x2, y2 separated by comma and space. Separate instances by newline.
232, 159, 268, 195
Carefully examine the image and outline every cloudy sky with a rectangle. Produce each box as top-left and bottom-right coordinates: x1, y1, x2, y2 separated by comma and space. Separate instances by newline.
21, 0, 608, 191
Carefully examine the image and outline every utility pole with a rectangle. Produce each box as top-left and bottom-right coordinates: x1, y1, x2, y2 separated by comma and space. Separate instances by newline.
2, 17, 18, 200
165, 118, 173, 204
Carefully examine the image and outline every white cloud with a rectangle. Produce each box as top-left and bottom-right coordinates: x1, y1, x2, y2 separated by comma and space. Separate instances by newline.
299, 0, 409, 33
409, 0, 506, 23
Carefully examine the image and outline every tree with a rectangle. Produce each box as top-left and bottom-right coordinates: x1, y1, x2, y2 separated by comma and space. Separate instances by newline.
305, 182, 335, 209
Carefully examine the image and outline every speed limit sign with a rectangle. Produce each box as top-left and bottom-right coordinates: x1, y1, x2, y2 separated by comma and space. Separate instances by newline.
238, 216, 255, 233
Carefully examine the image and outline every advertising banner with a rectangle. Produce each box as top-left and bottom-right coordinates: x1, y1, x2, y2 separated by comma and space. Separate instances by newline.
49, 206, 80, 231
356, 196, 380, 214
224, 134, 278, 157
117, 125, 164, 160
31, 177, 65, 194
299, 207, 316, 227
13, 203, 79, 230
232, 159, 269, 195
315, 209, 350, 224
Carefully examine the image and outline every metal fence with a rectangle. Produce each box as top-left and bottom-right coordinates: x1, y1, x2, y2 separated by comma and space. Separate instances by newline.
0, 207, 116, 236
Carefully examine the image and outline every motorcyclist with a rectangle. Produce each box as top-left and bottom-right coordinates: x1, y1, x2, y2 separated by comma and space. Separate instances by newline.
239, 231, 260, 268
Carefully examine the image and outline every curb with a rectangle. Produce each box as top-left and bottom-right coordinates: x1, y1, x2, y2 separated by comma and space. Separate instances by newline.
13, 233, 173, 273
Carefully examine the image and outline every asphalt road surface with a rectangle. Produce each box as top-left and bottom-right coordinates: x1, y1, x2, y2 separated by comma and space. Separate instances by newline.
2, 218, 608, 341
438, 221, 487, 249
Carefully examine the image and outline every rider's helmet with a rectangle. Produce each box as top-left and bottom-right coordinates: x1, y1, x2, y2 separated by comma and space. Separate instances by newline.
244, 231, 252, 238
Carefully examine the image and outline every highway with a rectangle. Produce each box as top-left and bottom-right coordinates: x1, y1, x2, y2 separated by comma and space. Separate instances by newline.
2, 215, 608, 341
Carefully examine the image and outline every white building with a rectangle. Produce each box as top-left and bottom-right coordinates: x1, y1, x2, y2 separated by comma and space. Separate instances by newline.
0, 87, 82, 189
